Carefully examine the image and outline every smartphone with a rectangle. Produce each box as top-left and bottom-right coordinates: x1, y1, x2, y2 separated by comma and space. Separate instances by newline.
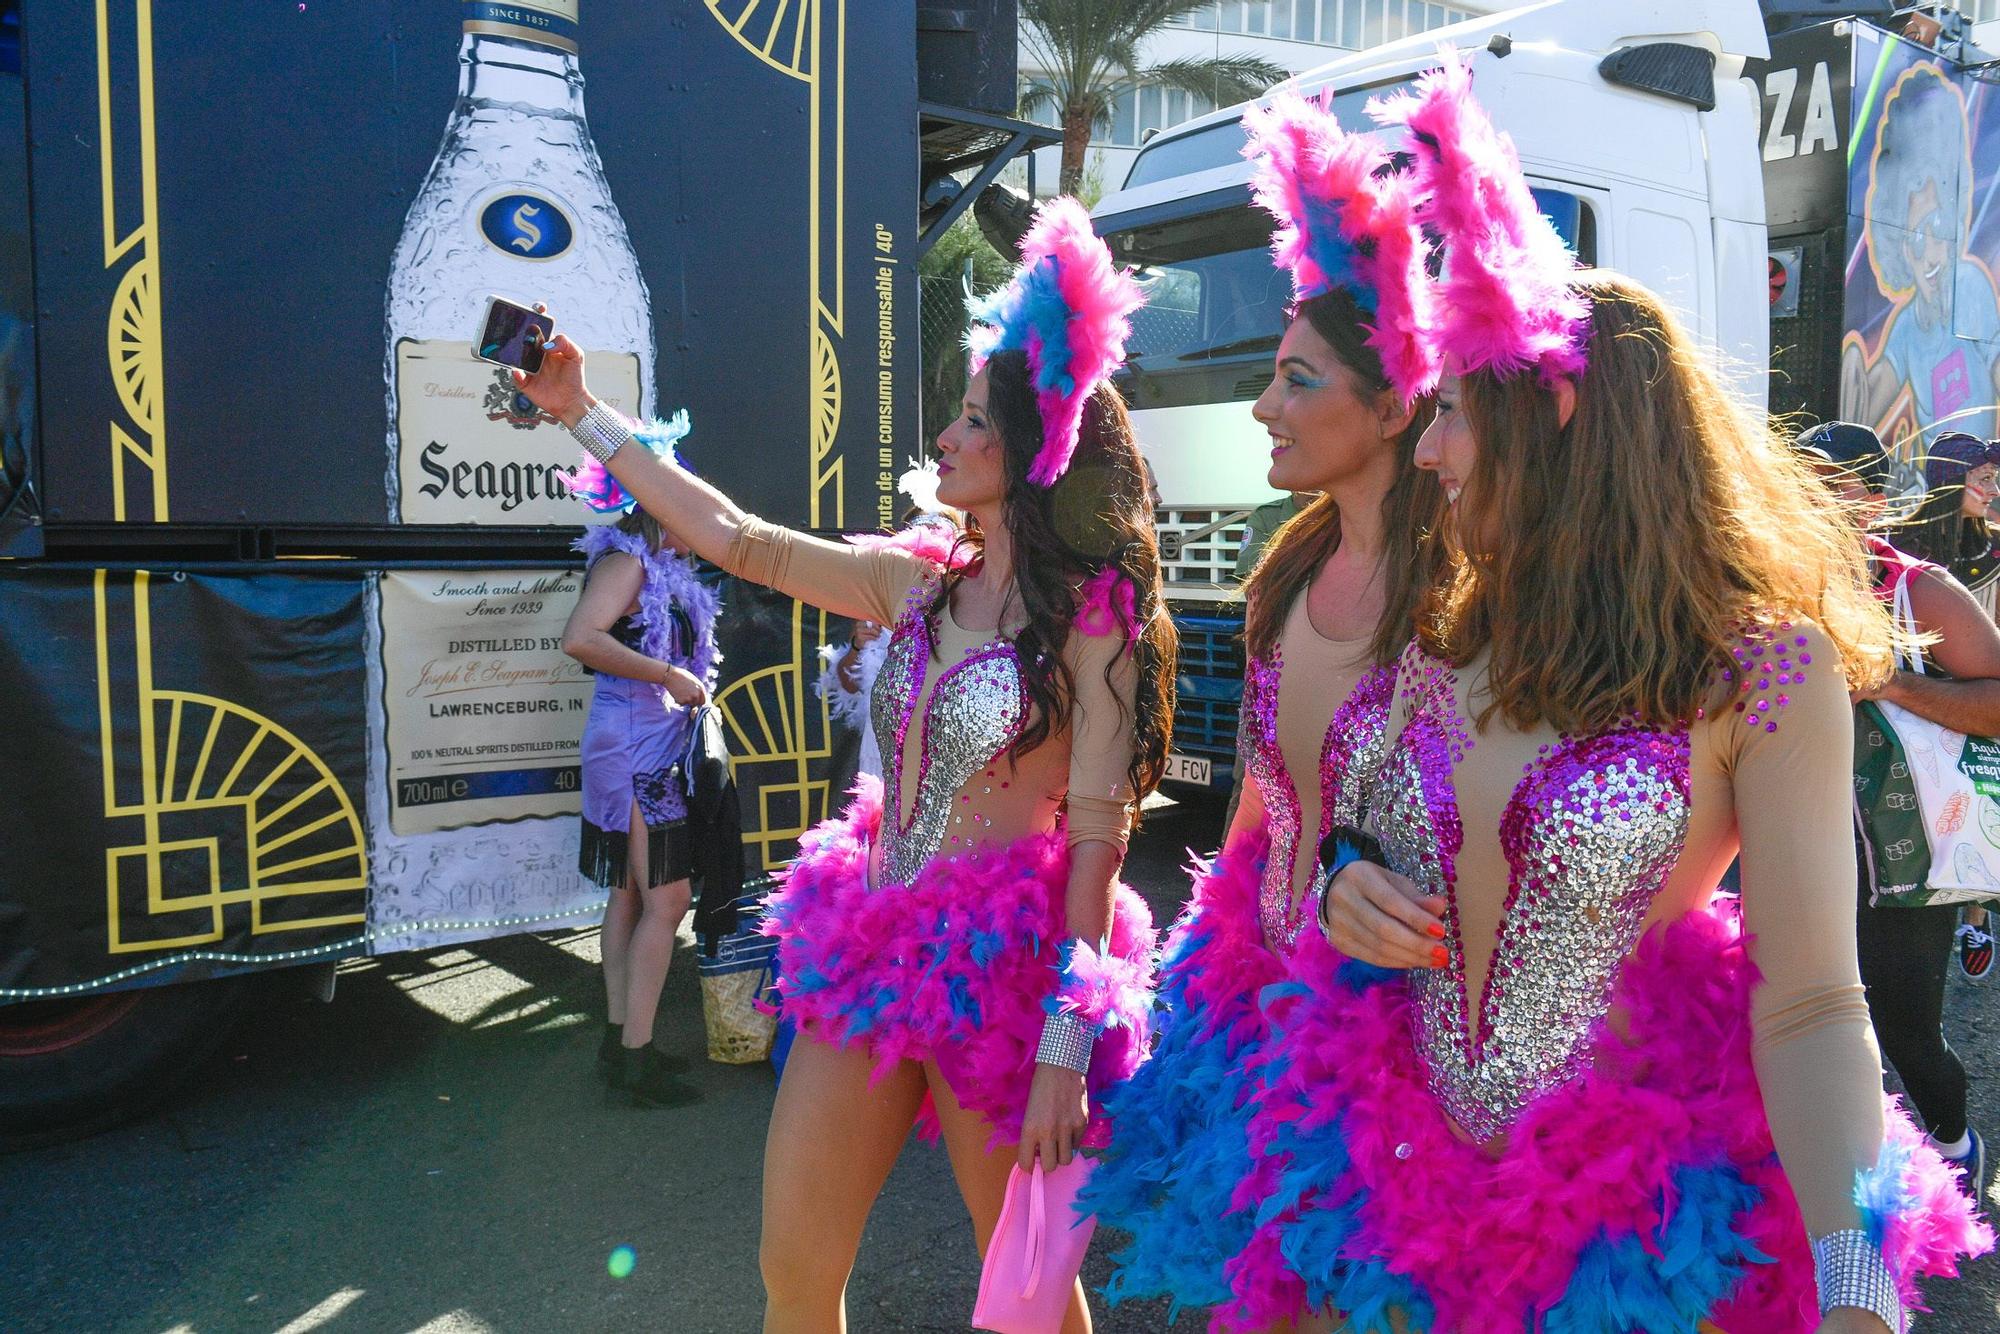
473, 295, 554, 375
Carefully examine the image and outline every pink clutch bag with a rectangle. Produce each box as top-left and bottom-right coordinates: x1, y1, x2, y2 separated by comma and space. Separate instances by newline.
973, 1157, 1098, 1334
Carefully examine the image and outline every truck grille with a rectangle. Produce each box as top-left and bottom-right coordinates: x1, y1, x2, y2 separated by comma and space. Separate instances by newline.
1169, 607, 1246, 778
1156, 506, 1250, 591
1175, 609, 1245, 679
1154, 508, 1251, 785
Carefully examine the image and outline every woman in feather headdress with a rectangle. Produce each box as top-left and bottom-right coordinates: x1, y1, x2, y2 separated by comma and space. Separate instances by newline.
514, 198, 1173, 1331
1263, 51, 1989, 1334
1080, 86, 1442, 1326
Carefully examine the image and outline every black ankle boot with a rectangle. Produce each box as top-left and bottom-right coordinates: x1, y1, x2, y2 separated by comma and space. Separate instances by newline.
614, 1046, 702, 1108
600, 1023, 691, 1082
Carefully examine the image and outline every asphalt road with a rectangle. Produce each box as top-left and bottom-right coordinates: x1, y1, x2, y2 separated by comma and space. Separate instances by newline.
6, 797, 2000, 1333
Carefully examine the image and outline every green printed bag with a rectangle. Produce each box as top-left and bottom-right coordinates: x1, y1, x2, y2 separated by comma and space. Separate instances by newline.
1852, 574, 2000, 907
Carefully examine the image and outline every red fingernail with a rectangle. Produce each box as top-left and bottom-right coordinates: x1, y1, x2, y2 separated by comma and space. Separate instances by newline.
1427, 922, 1446, 939
1430, 945, 1448, 967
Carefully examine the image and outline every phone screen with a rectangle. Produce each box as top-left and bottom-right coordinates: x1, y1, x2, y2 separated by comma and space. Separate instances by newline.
475, 298, 554, 374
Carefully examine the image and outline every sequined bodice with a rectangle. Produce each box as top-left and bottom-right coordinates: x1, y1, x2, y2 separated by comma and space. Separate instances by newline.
1241, 652, 1395, 949
868, 583, 1029, 886
1377, 655, 1693, 1141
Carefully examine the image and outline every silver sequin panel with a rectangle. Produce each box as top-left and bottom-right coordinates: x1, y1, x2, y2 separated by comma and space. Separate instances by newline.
1325, 686, 1394, 829
870, 618, 1029, 887
1248, 662, 1396, 951
1380, 728, 1692, 1141
1377, 739, 1458, 967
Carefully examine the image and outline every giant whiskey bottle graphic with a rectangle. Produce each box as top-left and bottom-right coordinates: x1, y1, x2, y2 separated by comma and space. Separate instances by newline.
385, 0, 654, 524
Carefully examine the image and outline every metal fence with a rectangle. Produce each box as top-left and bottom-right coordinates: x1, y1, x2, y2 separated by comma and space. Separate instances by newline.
919, 270, 980, 454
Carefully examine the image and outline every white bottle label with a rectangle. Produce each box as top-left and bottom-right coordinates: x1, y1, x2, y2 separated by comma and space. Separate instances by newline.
394, 337, 640, 526
378, 567, 591, 836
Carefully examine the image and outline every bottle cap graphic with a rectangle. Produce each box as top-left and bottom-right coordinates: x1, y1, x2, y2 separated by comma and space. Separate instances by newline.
462, 0, 580, 54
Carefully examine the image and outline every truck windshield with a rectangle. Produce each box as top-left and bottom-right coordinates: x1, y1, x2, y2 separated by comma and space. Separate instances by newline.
1122, 75, 1418, 190
1124, 120, 1249, 189
1118, 208, 1287, 373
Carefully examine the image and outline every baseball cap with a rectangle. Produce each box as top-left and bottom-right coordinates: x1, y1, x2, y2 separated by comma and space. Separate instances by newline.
1793, 421, 1893, 494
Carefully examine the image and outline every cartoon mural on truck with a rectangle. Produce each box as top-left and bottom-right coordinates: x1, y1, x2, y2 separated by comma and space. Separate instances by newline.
1842, 31, 2000, 461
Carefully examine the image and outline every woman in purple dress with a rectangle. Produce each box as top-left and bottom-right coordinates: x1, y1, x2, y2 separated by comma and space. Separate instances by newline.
562, 476, 721, 1108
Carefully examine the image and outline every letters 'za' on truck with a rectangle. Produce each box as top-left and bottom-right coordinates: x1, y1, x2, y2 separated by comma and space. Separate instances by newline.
1104, 0, 2000, 796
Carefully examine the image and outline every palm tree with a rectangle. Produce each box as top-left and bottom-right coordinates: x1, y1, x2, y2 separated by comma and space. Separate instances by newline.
1019, 0, 1290, 195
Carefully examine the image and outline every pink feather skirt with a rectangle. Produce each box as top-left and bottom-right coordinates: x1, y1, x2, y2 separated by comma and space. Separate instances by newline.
762, 775, 1157, 1147
1083, 829, 1293, 1314
1216, 897, 1992, 1333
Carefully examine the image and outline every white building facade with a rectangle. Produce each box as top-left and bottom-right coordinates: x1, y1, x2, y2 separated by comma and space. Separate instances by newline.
1959, 0, 2000, 49
1019, 0, 1511, 196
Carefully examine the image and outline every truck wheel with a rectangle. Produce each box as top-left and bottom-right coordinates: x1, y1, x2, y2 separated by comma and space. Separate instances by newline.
0, 975, 250, 1150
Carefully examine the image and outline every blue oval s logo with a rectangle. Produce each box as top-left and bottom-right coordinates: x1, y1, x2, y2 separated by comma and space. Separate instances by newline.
479, 193, 573, 260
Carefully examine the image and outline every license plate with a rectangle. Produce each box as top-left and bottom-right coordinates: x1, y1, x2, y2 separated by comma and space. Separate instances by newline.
1165, 752, 1213, 786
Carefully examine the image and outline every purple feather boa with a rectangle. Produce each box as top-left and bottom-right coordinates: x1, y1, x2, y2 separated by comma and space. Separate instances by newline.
573, 524, 722, 707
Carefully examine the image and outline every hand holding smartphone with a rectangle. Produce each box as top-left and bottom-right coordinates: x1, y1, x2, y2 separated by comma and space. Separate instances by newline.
473, 295, 555, 375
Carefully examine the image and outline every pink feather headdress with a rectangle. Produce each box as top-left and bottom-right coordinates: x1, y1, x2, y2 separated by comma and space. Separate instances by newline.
1369, 47, 1588, 384
1242, 88, 1438, 404
564, 409, 690, 514
966, 197, 1144, 486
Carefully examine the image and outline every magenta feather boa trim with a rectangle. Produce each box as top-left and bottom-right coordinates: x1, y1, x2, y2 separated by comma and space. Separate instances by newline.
841, 515, 976, 572
1243, 89, 1438, 404
564, 409, 692, 514
1174, 829, 1286, 1043
966, 197, 1144, 486
1856, 1113, 1995, 1313
1369, 48, 1588, 385
1085, 829, 1286, 1311
1220, 896, 1990, 1332
1047, 936, 1154, 1034
763, 775, 1157, 1147
1075, 566, 1139, 643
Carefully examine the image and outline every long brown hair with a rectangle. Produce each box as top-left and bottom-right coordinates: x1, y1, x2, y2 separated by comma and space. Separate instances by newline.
1421, 269, 1892, 734
1242, 287, 1442, 666
615, 507, 668, 552
948, 348, 1178, 799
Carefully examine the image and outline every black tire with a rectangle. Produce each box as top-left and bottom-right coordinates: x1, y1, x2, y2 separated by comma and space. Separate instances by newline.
0, 974, 251, 1150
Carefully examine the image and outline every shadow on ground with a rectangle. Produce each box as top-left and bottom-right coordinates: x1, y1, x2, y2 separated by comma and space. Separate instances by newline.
4, 796, 1993, 1330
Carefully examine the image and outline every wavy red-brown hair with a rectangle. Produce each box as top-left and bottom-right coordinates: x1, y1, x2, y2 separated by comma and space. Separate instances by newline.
1422, 269, 1892, 733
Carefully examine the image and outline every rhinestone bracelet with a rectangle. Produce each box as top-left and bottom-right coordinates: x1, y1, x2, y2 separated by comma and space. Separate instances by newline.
569, 400, 634, 464
1811, 1229, 1903, 1333
1035, 1011, 1097, 1074
1316, 823, 1387, 936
